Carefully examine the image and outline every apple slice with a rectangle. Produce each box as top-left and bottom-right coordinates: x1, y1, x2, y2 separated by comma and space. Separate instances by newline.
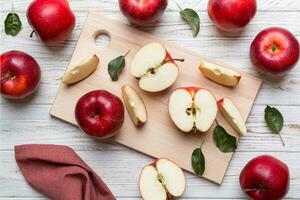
139, 158, 185, 200
218, 98, 247, 136
199, 61, 241, 87
121, 85, 147, 126
62, 54, 99, 84
130, 43, 181, 92
169, 87, 218, 133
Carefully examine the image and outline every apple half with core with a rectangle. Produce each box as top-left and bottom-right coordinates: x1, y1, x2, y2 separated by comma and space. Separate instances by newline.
121, 85, 147, 126
218, 98, 247, 136
169, 87, 218, 133
75, 90, 124, 139
199, 62, 241, 87
130, 43, 183, 92
62, 54, 99, 84
139, 158, 185, 200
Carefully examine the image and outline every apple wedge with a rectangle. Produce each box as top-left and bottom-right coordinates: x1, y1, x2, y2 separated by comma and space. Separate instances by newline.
62, 54, 99, 84
169, 87, 218, 133
121, 85, 147, 126
218, 98, 247, 136
199, 61, 241, 87
130, 43, 182, 92
139, 158, 185, 200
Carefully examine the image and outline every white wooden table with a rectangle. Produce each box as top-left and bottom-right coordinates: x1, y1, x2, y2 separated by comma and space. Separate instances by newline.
1, 0, 299, 199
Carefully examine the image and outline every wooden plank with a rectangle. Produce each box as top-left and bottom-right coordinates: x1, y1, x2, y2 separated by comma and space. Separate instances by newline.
1, 151, 299, 198
1, 105, 300, 152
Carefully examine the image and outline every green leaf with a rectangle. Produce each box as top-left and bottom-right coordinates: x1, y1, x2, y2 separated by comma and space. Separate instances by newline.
264, 105, 284, 133
108, 55, 126, 81
4, 12, 22, 36
180, 8, 200, 37
213, 125, 237, 153
264, 105, 285, 146
191, 147, 205, 176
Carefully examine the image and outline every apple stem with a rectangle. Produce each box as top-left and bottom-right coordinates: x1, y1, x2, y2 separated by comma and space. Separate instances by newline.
243, 188, 258, 192
124, 49, 131, 57
30, 30, 35, 38
1, 72, 15, 83
162, 58, 185, 65
279, 133, 285, 147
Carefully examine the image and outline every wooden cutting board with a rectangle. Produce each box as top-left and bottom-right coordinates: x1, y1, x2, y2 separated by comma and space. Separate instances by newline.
50, 12, 262, 184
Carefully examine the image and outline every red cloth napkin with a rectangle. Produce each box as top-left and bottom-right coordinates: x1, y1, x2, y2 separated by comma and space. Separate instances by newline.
15, 144, 116, 200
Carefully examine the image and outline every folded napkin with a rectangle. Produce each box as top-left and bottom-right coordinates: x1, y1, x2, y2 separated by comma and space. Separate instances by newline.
15, 144, 116, 200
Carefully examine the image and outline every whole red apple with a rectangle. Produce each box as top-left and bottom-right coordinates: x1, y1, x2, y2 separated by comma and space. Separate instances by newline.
75, 90, 125, 139
1, 51, 41, 99
27, 0, 76, 43
208, 0, 257, 32
250, 27, 300, 76
119, 0, 167, 25
240, 155, 290, 200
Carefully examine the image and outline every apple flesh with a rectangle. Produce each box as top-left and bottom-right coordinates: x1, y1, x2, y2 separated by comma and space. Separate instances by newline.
250, 27, 300, 76
218, 98, 247, 136
27, 0, 76, 43
130, 43, 181, 92
62, 54, 99, 85
199, 62, 241, 87
208, 0, 257, 32
169, 87, 217, 133
121, 85, 147, 126
119, 0, 167, 25
1, 50, 41, 99
240, 155, 290, 200
139, 158, 185, 200
75, 90, 124, 139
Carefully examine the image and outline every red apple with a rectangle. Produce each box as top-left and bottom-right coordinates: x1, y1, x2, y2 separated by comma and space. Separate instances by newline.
118, 0, 167, 25
1, 51, 41, 99
240, 155, 290, 200
250, 27, 300, 76
27, 0, 76, 43
75, 90, 124, 139
208, 0, 257, 32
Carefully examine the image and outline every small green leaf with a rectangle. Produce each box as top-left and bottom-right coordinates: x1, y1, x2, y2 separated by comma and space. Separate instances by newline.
180, 8, 200, 37
265, 105, 284, 133
191, 147, 205, 176
4, 12, 22, 36
213, 125, 237, 153
265, 105, 285, 146
108, 56, 125, 81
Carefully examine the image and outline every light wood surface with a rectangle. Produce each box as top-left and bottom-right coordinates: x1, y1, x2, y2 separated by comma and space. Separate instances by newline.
50, 12, 261, 184
1, 0, 299, 199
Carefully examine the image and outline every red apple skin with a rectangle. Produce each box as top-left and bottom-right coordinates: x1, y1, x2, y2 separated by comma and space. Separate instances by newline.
250, 27, 300, 76
118, 0, 167, 25
27, 0, 75, 43
75, 90, 125, 139
1, 51, 41, 99
208, 0, 257, 32
240, 155, 290, 200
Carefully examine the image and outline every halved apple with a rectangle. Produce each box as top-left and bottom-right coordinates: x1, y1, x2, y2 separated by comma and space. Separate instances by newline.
130, 43, 181, 92
218, 98, 247, 136
199, 61, 241, 87
139, 158, 185, 200
62, 54, 99, 84
121, 85, 147, 126
169, 87, 218, 133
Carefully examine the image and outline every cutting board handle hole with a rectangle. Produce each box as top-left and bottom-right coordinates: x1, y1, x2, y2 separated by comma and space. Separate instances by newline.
94, 31, 111, 50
